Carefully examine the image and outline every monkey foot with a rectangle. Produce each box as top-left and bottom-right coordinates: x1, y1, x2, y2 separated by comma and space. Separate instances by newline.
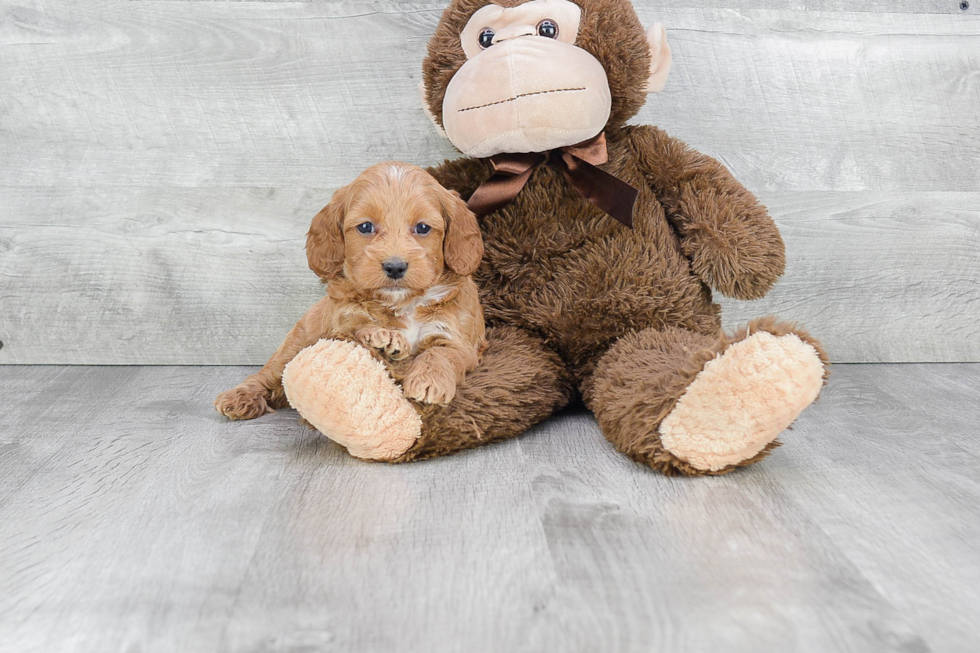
659, 330, 825, 472
282, 339, 421, 461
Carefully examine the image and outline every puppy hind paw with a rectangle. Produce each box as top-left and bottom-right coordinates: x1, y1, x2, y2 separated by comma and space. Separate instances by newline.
215, 386, 275, 420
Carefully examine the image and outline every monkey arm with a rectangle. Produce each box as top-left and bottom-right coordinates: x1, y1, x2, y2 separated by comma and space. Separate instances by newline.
626, 125, 786, 300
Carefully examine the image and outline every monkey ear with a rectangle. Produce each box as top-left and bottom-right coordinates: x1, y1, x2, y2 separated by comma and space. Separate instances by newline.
419, 80, 448, 139
306, 185, 349, 281
644, 23, 673, 93
440, 189, 483, 276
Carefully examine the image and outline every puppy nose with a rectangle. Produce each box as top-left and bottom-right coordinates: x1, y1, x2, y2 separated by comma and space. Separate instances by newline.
382, 258, 408, 280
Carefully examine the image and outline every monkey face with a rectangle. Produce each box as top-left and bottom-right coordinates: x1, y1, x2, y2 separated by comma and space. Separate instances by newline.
442, 0, 611, 157
423, 0, 673, 159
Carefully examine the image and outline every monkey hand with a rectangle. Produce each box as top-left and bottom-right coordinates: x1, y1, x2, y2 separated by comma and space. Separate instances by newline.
679, 212, 786, 301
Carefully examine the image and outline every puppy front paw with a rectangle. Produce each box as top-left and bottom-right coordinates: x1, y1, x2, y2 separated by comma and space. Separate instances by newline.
215, 385, 275, 420
402, 361, 457, 405
356, 326, 411, 361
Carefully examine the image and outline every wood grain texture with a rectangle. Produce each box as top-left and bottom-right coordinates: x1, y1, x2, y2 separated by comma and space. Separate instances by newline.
641, 0, 979, 12
0, 186, 324, 365
1, 188, 977, 364
2, 1, 978, 364
155, 0, 980, 13
1, 3, 977, 191
0, 363, 978, 652
720, 191, 980, 363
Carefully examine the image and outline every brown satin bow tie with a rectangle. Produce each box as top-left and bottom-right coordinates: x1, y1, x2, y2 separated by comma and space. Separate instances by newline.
466, 132, 638, 228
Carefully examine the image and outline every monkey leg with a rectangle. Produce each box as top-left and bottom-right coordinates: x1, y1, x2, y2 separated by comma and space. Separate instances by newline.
397, 325, 572, 461
282, 326, 571, 462
582, 317, 829, 476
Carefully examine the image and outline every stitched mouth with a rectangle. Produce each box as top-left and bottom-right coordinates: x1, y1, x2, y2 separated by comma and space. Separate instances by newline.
458, 87, 587, 113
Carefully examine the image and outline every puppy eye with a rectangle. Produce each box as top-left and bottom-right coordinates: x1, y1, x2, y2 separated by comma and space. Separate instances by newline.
478, 28, 495, 49
537, 19, 558, 38
356, 222, 375, 235
413, 223, 432, 236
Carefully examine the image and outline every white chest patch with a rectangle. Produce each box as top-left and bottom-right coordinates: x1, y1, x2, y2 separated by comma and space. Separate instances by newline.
389, 285, 454, 352
399, 315, 449, 352
391, 285, 454, 316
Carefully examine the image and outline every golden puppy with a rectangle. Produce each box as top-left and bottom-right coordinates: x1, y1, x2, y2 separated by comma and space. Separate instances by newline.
215, 162, 486, 421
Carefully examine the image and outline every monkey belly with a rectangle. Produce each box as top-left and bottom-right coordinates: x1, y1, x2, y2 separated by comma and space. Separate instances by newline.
476, 193, 722, 374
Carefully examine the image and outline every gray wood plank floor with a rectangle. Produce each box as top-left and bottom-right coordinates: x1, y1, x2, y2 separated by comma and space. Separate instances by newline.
0, 364, 978, 653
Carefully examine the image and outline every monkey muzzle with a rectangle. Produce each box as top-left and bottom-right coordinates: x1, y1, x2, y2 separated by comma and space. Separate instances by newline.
442, 37, 612, 159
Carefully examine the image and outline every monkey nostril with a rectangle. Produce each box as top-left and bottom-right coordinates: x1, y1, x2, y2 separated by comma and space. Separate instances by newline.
382, 259, 409, 280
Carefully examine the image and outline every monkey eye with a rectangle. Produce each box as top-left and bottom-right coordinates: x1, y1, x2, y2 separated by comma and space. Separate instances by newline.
478, 28, 495, 49
356, 221, 375, 235
537, 19, 558, 38
413, 223, 432, 236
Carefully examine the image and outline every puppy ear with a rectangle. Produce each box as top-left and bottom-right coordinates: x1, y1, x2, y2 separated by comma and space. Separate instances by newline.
307, 184, 350, 280
441, 188, 483, 276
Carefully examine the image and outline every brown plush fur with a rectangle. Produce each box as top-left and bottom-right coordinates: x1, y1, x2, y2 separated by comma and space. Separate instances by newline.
583, 316, 829, 475
390, 0, 821, 475
395, 325, 573, 461
216, 163, 487, 418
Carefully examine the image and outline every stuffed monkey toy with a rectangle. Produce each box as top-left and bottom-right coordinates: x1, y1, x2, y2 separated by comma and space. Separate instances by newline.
274, 0, 829, 475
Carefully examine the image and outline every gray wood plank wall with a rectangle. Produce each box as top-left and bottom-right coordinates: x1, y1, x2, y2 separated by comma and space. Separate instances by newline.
1, 1, 978, 364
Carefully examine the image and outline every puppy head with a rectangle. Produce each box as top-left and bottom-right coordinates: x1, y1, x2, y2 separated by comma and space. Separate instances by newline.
307, 162, 483, 293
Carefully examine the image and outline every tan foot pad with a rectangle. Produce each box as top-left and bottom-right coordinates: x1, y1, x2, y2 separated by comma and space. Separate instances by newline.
659, 332, 825, 472
282, 339, 421, 461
